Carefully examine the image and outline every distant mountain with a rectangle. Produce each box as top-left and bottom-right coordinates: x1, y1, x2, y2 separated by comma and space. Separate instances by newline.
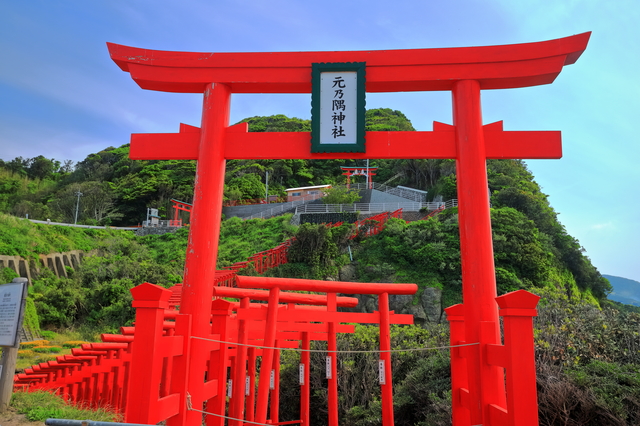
604, 274, 640, 306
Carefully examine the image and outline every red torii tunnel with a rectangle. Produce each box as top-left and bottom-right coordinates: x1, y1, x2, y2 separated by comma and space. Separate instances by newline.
108, 32, 590, 426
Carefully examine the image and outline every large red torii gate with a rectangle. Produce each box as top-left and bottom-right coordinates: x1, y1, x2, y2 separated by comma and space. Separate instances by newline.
108, 32, 590, 426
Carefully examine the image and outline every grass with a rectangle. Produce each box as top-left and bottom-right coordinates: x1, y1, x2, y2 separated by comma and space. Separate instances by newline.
11, 390, 120, 422
14, 330, 92, 371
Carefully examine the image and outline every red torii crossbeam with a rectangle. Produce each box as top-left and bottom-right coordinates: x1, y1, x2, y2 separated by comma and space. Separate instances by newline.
108, 32, 590, 426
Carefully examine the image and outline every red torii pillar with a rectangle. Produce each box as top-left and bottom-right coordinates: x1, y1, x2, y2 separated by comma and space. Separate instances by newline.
108, 32, 590, 426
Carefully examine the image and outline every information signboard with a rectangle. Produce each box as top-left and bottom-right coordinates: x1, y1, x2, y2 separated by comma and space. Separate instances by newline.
0, 281, 26, 348
311, 62, 366, 153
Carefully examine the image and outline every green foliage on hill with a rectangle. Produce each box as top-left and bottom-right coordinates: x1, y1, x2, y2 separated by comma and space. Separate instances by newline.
321, 186, 361, 205
0, 109, 422, 225
0, 213, 119, 260
0, 212, 294, 332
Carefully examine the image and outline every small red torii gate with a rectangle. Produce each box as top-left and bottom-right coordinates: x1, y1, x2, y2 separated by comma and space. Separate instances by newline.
341, 166, 377, 189
170, 198, 192, 224
108, 32, 590, 426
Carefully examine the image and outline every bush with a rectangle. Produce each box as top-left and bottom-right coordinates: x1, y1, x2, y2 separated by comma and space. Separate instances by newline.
62, 340, 90, 349
33, 346, 62, 353
20, 340, 49, 349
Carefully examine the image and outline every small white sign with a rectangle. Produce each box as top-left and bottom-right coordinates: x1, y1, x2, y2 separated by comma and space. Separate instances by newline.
378, 360, 386, 385
299, 363, 305, 385
326, 356, 333, 379
270, 369, 275, 390
227, 379, 233, 397
245, 375, 250, 396
319, 72, 358, 145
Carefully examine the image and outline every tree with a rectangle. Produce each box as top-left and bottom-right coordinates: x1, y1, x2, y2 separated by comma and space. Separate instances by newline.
82, 181, 119, 224
226, 173, 265, 200
26, 155, 58, 180
51, 183, 86, 223
4, 157, 28, 176
321, 186, 361, 205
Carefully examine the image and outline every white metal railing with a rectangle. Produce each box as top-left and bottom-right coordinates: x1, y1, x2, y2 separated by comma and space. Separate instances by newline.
445, 199, 458, 209
348, 182, 427, 202
26, 219, 139, 230
295, 200, 457, 214
246, 199, 307, 220
246, 185, 455, 220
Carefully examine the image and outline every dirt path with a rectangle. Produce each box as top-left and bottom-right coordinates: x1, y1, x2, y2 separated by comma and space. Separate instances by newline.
0, 408, 37, 426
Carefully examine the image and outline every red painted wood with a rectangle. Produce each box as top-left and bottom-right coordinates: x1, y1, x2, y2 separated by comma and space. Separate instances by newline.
270, 347, 281, 424
453, 79, 506, 424
496, 290, 540, 426
236, 275, 417, 295
254, 287, 280, 424
107, 33, 589, 93
445, 304, 471, 426
230, 297, 249, 426
246, 347, 257, 422
326, 294, 339, 426
378, 293, 394, 426
237, 306, 414, 325
213, 286, 359, 307
130, 127, 560, 161
126, 283, 182, 424
300, 332, 311, 426
181, 83, 231, 426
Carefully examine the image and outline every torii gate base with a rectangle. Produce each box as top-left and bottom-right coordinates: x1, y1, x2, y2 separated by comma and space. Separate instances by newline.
109, 32, 590, 426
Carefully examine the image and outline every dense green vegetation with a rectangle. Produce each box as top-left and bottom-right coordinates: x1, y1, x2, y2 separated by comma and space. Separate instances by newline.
0, 109, 412, 225
2, 108, 632, 424
0, 213, 294, 332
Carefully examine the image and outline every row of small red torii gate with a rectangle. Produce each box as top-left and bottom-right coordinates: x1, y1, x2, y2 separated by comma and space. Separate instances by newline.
23, 33, 592, 426
14, 264, 540, 426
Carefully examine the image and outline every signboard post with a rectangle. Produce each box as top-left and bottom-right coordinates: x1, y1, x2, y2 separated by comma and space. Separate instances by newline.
0, 277, 28, 412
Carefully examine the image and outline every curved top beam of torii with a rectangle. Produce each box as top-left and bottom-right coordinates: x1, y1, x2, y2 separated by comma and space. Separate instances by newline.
107, 32, 590, 94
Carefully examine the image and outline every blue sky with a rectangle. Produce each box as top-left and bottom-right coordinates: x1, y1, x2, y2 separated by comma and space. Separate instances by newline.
1, 1, 638, 283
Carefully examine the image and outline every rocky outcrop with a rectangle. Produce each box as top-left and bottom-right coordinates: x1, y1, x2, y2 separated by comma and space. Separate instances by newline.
338, 263, 445, 327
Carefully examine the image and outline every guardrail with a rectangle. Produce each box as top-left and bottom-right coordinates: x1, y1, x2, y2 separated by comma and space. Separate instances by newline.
246, 199, 309, 220
348, 182, 427, 202
295, 200, 456, 214
25, 219, 139, 231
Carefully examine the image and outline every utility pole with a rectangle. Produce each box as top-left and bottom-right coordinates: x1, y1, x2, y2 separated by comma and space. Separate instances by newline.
366, 159, 370, 189
265, 171, 269, 204
74, 191, 83, 224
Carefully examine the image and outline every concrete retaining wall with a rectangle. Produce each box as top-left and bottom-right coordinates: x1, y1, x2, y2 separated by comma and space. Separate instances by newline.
0, 250, 85, 282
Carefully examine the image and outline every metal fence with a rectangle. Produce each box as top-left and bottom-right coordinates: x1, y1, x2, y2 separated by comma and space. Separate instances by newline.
245, 199, 308, 220
295, 199, 457, 214
348, 182, 428, 202
26, 218, 139, 231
